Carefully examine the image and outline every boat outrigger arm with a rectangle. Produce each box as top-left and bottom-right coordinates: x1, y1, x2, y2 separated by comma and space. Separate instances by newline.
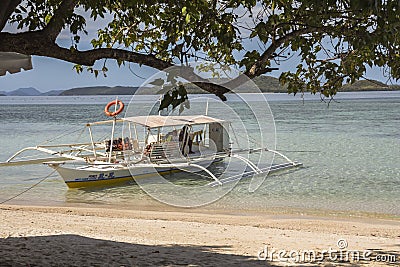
0, 142, 104, 167
231, 154, 262, 174
206, 148, 302, 187
132, 146, 301, 186
187, 163, 222, 185
201, 147, 303, 186
190, 146, 302, 186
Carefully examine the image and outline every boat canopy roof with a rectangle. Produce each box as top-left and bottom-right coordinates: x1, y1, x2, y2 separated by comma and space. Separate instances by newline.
86, 115, 225, 128
122, 115, 225, 128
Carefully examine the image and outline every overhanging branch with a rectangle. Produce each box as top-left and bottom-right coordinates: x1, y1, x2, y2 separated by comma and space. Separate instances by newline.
0, 0, 22, 31
43, 0, 80, 42
245, 28, 311, 78
192, 82, 229, 100
0, 31, 231, 99
0, 32, 173, 70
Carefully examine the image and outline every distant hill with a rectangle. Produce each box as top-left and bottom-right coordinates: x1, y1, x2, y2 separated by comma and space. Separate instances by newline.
253, 76, 286, 93
0, 87, 65, 96
341, 80, 393, 91
256, 77, 399, 92
181, 75, 285, 93
254, 77, 399, 93
7, 87, 41, 96
41, 89, 65, 96
60, 86, 139, 95
1, 77, 398, 97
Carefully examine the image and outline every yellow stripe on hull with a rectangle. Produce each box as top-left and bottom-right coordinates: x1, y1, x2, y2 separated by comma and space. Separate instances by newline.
65, 169, 181, 189
66, 176, 133, 188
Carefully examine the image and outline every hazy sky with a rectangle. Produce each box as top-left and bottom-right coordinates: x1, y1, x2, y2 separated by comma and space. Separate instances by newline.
0, 13, 160, 92
0, 11, 392, 93
0, 54, 389, 93
0, 56, 158, 92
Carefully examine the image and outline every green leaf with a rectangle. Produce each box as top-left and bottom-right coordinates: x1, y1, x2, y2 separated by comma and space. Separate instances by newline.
177, 84, 187, 96
171, 98, 182, 109
159, 93, 173, 111
249, 30, 257, 38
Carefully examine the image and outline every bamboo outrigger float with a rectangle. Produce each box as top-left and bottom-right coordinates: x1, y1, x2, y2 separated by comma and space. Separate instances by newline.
1, 101, 302, 188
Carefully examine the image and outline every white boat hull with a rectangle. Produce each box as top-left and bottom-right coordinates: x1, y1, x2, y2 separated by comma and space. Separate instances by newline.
51, 164, 181, 188
50, 159, 303, 189
49, 156, 217, 188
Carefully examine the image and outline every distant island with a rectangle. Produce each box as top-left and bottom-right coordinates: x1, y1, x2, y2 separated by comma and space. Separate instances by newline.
59, 86, 140, 96
0, 87, 65, 96
342, 80, 400, 91
1, 76, 398, 96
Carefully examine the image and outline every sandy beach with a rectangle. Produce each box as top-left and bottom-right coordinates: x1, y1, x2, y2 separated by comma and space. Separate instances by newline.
0, 204, 399, 266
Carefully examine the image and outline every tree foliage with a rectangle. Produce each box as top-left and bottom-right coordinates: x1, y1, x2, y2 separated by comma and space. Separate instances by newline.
0, 0, 399, 99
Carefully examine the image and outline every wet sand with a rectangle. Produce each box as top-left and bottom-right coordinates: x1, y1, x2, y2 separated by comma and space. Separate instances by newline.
0, 204, 399, 266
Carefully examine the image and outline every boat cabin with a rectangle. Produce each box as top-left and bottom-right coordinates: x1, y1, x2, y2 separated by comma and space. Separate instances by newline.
86, 115, 231, 164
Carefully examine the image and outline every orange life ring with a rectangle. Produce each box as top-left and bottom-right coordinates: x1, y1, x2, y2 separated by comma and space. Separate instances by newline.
104, 100, 124, 117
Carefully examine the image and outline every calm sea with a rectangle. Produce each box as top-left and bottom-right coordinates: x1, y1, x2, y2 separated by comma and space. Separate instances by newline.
0, 92, 399, 216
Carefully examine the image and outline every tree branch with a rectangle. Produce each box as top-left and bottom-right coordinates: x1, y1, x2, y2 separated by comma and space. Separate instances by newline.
0, 31, 173, 70
192, 82, 229, 100
0, 31, 231, 99
0, 0, 22, 32
245, 27, 311, 78
43, 0, 79, 42
218, 28, 313, 91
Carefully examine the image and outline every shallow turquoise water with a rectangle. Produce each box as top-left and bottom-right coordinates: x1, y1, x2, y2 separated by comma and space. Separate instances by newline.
0, 93, 399, 215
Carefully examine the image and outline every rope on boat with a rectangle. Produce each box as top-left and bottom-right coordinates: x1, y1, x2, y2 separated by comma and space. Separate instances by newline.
39, 126, 85, 146
0, 168, 58, 205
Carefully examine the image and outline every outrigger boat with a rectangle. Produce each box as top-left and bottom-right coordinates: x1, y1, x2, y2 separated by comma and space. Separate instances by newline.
1, 100, 302, 188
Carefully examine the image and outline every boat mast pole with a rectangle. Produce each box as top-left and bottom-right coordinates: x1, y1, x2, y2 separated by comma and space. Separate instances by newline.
145, 128, 150, 145
87, 125, 97, 160
133, 123, 138, 141
128, 122, 132, 140
203, 99, 209, 144
108, 97, 118, 163
158, 95, 162, 116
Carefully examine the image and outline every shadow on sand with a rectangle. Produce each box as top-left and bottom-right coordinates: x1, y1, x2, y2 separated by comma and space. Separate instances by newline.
0, 235, 398, 266
0, 234, 275, 266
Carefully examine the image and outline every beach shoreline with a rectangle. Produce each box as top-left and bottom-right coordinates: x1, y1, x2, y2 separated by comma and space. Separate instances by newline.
1, 203, 399, 266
